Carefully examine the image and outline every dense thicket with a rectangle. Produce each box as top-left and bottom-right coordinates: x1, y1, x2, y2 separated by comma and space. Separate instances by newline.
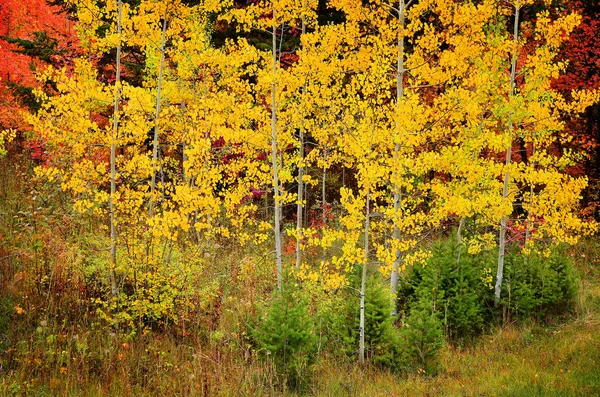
0, 0, 599, 388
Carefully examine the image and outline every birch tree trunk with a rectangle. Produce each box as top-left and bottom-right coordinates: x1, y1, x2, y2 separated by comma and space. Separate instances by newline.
321, 144, 328, 220
390, 0, 406, 314
180, 82, 187, 185
359, 189, 370, 364
495, 5, 520, 305
148, 13, 168, 218
456, 217, 465, 269
108, 0, 122, 298
295, 13, 306, 270
108, 0, 123, 297
525, 145, 535, 245
322, 163, 326, 218
271, 15, 283, 290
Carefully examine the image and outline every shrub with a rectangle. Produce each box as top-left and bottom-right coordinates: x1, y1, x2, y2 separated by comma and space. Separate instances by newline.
398, 242, 488, 342
337, 273, 407, 370
252, 285, 317, 390
397, 241, 579, 341
502, 247, 578, 319
402, 294, 444, 372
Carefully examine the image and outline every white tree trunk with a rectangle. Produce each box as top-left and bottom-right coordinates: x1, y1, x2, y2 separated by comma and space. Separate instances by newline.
525, 145, 535, 245
456, 217, 465, 269
271, 17, 283, 290
149, 14, 168, 218
322, 163, 326, 218
495, 6, 520, 305
295, 13, 306, 270
108, 0, 122, 298
390, 0, 406, 314
359, 189, 370, 364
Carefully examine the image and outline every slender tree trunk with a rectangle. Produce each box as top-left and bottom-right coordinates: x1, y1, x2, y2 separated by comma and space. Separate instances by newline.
322, 164, 326, 211
495, 6, 520, 305
456, 217, 465, 269
320, 145, 328, 226
202, 69, 213, 250
108, 0, 122, 298
149, 13, 168, 218
390, 0, 406, 313
178, 88, 189, 257
525, 145, 535, 245
359, 189, 370, 364
180, 81, 187, 185
295, 13, 306, 271
271, 16, 283, 290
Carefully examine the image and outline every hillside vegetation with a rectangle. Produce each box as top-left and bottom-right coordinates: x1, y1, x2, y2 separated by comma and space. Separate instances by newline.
1, 156, 600, 396
1, 0, 600, 395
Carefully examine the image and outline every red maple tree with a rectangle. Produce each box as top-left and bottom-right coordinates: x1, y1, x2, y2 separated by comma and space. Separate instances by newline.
552, 1, 600, 219
0, 0, 78, 134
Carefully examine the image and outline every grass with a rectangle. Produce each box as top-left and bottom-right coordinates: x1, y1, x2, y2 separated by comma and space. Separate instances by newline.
306, 319, 600, 396
1, 156, 600, 396
2, 252, 599, 396
2, 318, 600, 396
308, 247, 600, 396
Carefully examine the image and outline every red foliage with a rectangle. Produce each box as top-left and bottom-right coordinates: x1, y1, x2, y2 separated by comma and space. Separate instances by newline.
283, 204, 334, 258
551, 1, 600, 219
0, 0, 78, 132
552, 3, 600, 93
505, 218, 542, 248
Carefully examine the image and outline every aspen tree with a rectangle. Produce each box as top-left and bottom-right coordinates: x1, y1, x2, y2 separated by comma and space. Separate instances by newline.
295, 7, 306, 270
270, 10, 283, 289
495, 1, 521, 305
311, 39, 391, 362
337, 0, 440, 314
514, 9, 600, 247
148, 5, 169, 219
329, 0, 447, 312
224, 0, 312, 290
314, 17, 392, 363
109, 0, 122, 297
28, 0, 137, 296
359, 189, 370, 364
489, 0, 599, 301
390, 0, 407, 312
422, 1, 508, 262
298, 0, 440, 357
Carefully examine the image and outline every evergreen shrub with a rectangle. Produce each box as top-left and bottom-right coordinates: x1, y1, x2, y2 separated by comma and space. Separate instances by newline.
503, 247, 578, 319
252, 285, 317, 390
336, 272, 407, 370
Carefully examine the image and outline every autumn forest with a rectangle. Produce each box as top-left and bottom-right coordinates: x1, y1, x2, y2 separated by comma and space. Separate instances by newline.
1, 0, 600, 395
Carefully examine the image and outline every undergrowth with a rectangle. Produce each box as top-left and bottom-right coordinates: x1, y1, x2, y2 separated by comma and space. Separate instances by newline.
1, 156, 599, 396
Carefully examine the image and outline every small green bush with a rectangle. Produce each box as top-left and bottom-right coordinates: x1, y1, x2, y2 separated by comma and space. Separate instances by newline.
502, 247, 578, 319
252, 285, 317, 390
398, 242, 488, 342
337, 273, 407, 370
397, 241, 579, 343
402, 294, 444, 371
